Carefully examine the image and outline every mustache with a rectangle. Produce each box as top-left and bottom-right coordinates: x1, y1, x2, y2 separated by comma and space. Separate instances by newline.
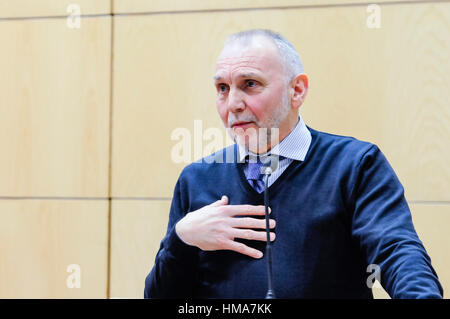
227, 113, 259, 127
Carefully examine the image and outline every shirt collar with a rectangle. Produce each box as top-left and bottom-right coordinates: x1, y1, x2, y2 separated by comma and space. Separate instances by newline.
238, 115, 312, 162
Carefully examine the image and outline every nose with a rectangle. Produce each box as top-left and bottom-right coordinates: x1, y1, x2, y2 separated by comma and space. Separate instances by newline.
227, 87, 245, 113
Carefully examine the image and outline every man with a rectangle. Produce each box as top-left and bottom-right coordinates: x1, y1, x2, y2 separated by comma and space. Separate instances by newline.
144, 29, 443, 298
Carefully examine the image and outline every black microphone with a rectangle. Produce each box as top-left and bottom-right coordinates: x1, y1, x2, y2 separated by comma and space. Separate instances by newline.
261, 155, 278, 299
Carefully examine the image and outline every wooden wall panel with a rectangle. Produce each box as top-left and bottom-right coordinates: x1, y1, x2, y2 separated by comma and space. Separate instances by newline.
372, 285, 391, 299
300, 3, 450, 202
113, 0, 413, 14
0, 200, 108, 298
112, 3, 450, 199
0, 17, 111, 197
0, 0, 110, 18
112, 14, 225, 198
109, 200, 170, 298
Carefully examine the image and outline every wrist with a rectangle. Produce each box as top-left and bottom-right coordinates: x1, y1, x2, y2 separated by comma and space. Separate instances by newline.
175, 220, 191, 246
166, 224, 200, 259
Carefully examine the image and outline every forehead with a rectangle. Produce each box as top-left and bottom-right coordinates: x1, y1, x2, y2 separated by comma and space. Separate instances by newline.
214, 40, 283, 81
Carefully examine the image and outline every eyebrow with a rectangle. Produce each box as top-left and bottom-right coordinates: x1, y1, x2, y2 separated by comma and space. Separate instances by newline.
213, 75, 223, 82
213, 72, 261, 83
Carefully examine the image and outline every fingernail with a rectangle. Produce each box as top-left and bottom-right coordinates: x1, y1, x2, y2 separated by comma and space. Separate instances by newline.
256, 251, 263, 258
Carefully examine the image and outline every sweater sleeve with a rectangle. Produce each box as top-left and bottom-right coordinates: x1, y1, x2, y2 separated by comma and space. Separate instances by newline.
350, 145, 443, 299
144, 175, 200, 298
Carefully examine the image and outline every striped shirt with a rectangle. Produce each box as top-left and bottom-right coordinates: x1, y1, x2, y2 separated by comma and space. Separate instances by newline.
238, 115, 312, 189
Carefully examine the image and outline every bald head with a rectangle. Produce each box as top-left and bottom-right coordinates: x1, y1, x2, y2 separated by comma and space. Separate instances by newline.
220, 29, 304, 84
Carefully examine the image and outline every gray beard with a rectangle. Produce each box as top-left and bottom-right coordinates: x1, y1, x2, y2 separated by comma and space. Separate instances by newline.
227, 90, 290, 152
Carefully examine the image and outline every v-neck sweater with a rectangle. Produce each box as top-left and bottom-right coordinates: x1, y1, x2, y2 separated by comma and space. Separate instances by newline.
145, 127, 443, 299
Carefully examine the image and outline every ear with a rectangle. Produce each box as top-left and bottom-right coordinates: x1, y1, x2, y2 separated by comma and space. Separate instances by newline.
290, 74, 308, 110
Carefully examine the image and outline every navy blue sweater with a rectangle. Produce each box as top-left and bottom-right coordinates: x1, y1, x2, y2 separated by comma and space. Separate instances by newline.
145, 127, 443, 298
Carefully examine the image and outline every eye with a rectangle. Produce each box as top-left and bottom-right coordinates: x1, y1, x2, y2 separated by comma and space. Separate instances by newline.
217, 83, 229, 93
246, 80, 258, 88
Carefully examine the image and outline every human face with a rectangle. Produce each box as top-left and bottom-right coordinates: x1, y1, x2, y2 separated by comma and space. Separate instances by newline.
214, 39, 292, 153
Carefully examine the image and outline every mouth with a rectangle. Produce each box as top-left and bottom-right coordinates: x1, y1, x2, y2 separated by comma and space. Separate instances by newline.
231, 121, 255, 129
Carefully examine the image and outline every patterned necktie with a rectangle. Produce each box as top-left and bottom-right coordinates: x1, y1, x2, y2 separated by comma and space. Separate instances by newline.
246, 156, 265, 193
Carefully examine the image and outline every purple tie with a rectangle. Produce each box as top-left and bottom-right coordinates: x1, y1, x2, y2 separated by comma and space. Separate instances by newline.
246, 156, 265, 193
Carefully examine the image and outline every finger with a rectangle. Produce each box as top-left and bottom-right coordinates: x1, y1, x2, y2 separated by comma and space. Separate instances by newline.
231, 217, 276, 229
223, 240, 264, 259
224, 205, 271, 216
232, 229, 276, 242
210, 195, 228, 207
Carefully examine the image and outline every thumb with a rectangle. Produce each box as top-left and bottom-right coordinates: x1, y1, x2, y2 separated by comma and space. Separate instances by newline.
210, 195, 228, 207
